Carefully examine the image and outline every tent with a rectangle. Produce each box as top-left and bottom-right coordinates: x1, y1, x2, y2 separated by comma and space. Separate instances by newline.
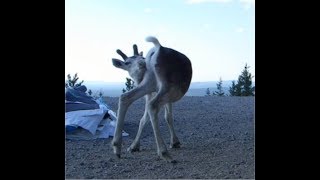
65, 85, 128, 140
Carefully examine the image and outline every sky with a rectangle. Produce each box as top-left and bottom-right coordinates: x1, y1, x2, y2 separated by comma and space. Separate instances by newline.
65, 0, 255, 83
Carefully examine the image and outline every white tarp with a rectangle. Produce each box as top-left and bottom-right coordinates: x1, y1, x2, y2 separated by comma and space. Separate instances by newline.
65, 105, 128, 140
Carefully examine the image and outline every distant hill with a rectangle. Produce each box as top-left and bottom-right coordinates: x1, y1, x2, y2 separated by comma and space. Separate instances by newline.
189, 81, 234, 89
82, 81, 255, 97
82, 81, 124, 97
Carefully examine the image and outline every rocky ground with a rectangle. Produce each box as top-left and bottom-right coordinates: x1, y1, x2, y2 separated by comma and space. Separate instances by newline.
65, 96, 255, 179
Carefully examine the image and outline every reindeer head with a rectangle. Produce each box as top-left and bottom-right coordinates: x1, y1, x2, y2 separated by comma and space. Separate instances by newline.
112, 44, 146, 84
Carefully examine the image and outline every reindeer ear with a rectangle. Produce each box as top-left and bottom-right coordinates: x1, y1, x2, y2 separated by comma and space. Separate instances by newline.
139, 51, 143, 56
112, 58, 125, 68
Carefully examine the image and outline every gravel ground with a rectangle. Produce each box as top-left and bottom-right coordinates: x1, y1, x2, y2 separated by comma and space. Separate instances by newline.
65, 96, 255, 179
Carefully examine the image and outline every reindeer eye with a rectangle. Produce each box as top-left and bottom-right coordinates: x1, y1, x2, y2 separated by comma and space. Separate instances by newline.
124, 62, 131, 65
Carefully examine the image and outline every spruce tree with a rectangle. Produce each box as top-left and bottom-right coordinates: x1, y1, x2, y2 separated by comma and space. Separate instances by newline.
229, 80, 237, 96
87, 89, 93, 96
229, 63, 254, 96
122, 77, 135, 93
205, 88, 211, 96
214, 77, 225, 96
240, 64, 254, 96
235, 76, 243, 96
65, 73, 84, 88
99, 90, 103, 98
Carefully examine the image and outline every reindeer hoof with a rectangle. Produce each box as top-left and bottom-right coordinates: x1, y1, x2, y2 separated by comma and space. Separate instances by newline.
170, 141, 181, 149
159, 151, 176, 163
127, 146, 140, 153
113, 146, 121, 157
112, 141, 121, 158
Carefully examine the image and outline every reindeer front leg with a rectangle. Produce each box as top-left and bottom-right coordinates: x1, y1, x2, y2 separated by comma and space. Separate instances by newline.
112, 82, 152, 158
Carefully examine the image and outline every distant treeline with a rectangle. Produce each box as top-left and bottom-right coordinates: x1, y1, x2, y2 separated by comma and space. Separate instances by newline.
66, 63, 254, 97
205, 63, 254, 96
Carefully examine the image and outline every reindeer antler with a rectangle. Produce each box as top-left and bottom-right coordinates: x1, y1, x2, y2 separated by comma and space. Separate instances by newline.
116, 44, 140, 60
133, 44, 139, 56
116, 49, 128, 60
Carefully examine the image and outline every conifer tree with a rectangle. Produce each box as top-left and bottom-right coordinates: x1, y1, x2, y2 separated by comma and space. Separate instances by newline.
229, 63, 254, 96
205, 88, 211, 96
214, 77, 225, 96
122, 77, 135, 93
65, 73, 84, 88
229, 80, 237, 96
87, 89, 93, 96
239, 63, 254, 96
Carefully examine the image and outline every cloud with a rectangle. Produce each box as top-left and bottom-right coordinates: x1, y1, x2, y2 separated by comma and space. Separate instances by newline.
199, 23, 212, 32
186, 0, 232, 4
144, 8, 153, 13
203, 23, 212, 28
239, 0, 255, 10
235, 27, 245, 33
186, 0, 255, 10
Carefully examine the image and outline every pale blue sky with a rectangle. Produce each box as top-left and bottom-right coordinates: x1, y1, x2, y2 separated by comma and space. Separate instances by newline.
65, 0, 255, 82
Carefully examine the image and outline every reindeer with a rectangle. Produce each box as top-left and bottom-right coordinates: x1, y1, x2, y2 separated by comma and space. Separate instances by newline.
111, 36, 192, 163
